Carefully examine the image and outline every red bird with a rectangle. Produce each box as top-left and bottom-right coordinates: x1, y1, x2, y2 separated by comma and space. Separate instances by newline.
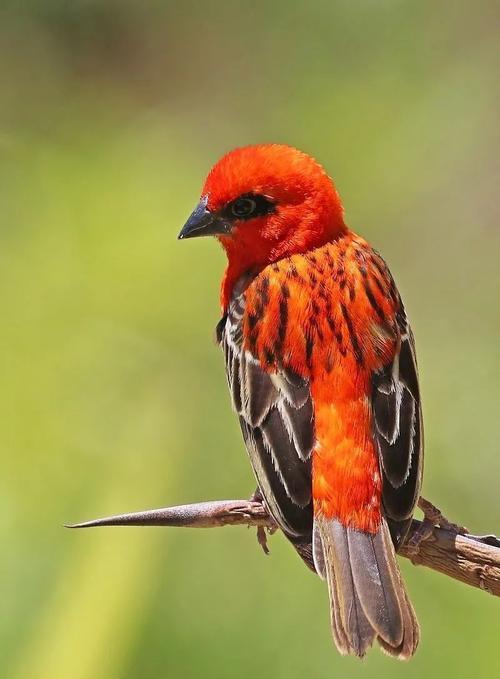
179, 144, 423, 659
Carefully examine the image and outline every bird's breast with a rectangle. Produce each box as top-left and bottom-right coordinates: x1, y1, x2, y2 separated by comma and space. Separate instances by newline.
238, 237, 398, 390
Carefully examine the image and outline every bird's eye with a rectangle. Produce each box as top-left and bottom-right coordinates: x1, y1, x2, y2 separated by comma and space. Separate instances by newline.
226, 194, 275, 221
231, 197, 257, 219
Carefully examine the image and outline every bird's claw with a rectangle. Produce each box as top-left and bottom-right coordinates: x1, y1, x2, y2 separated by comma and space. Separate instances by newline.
256, 525, 270, 554
405, 519, 435, 556
418, 497, 469, 535
405, 497, 469, 557
248, 487, 276, 555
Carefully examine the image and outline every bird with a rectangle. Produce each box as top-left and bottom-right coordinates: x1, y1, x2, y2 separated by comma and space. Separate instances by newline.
178, 144, 423, 659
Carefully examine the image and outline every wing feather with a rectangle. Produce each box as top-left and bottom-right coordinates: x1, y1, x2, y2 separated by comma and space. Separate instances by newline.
244, 356, 277, 426
219, 290, 315, 548
373, 313, 423, 548
260, 408, 311, 506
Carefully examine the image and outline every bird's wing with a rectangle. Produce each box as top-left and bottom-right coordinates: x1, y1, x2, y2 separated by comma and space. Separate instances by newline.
372, 307, 424, 548
216, 288, 314, 548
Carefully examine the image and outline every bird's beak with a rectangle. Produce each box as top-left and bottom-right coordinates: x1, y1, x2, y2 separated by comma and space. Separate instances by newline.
178, 196, 232, 240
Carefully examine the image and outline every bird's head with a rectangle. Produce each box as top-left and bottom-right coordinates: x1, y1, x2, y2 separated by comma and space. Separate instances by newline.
179, 144, 346, 304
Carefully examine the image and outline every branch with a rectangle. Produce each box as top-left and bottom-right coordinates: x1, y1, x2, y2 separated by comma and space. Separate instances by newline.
67, 498, 500, 597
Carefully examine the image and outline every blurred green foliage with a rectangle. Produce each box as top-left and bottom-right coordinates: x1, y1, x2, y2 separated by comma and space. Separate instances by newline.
1, 2, 499, 678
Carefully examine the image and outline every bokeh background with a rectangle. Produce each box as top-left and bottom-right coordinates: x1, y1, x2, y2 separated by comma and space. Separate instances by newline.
2, 2, 499, 678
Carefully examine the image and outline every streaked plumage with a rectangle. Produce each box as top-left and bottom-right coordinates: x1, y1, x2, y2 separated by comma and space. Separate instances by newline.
180, 144, 423, 659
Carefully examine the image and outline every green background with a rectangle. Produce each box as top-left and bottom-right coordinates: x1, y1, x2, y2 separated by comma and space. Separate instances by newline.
2, 2, 499, 678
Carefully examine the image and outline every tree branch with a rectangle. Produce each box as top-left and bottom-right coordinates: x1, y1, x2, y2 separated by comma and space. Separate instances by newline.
67, 497, 500, 597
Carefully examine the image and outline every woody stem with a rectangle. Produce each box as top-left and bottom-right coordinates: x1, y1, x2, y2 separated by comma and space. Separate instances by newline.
67, 496, 500, 597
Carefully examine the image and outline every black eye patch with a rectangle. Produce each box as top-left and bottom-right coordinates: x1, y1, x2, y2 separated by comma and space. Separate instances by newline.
224, 194, 275, 221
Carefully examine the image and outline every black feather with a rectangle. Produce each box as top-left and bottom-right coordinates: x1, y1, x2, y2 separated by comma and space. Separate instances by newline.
272, 371, 310, 408
382, 409, 421, 522
244, 357, 277, 426
281, 398, 315, 460
260, 407, 311, 507
373, 320, 423, 547
399, 335, 420, 400
377, 386, 415, 488
239, 417, 313, 538
220, 289, 315, 547
372, 376, 398, 442
230, 350, 242, 413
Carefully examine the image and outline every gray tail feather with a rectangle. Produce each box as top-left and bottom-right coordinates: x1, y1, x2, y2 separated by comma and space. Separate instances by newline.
313, 516, 419, 659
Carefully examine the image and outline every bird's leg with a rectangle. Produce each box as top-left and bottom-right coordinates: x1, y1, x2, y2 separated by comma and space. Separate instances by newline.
249, 487, 264, 504
418, 497, 469, 534
249, 487, 276, 555
406, 497, 469, 555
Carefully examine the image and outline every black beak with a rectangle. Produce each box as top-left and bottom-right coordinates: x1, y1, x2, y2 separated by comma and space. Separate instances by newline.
178, 196, 232, 240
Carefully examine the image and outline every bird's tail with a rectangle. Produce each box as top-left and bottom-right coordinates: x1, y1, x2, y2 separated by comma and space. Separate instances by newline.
313, 515, 419, 659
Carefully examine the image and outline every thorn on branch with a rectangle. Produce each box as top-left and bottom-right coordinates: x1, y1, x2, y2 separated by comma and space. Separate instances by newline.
66, 495, 500, 598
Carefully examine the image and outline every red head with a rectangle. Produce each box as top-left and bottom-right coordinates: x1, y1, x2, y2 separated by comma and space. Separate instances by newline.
179, 144, 346, 307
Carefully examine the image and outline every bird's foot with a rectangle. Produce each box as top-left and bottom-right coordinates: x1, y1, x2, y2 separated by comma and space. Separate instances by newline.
405, 519, 434, 556
249, 487, 264, 504
256, 525, 270, 555
418, 497, 468, 535
249, 487, 276, 555
405, 497, 469, 557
